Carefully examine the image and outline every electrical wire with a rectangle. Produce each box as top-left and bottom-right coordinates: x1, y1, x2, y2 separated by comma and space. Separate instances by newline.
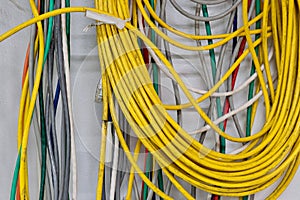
61, 0, 77, 199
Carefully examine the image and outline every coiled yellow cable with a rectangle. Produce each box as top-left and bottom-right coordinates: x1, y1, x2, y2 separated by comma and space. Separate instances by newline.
93, 0, 300, 199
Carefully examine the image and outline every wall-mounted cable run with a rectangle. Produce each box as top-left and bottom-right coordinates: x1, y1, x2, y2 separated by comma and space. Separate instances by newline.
0, 0, 299, 199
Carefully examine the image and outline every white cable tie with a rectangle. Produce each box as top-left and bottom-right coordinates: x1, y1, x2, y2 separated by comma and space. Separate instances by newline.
85, 10, 130, 29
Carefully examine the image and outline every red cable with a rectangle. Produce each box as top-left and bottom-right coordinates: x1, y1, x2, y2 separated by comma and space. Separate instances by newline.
222, 38, 247, 129
222, 0, 251, 130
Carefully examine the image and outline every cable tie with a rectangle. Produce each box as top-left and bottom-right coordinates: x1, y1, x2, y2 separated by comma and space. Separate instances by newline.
85, 10, 130, 29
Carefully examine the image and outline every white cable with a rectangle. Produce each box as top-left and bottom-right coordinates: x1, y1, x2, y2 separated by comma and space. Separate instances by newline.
191, 90, 263, 134
137, 10, 274, 99
61, 2, 77, 199
146, 166, 159, 200
109, 131, 119, 200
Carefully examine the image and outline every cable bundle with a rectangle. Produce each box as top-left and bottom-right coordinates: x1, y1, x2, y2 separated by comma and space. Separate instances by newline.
2, 0, 75, 199
93, 0, 300, 199
0, 0, 299, 199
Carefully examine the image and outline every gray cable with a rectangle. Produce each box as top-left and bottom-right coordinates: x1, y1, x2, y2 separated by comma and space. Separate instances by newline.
54, 4, 71, 199
48, 40, 60, 195
53, 1, 73, 199
195, 3, 215, 145
213, 0, 246, 139
160, 0, 182, 128
194, 3, 214, 88
45, 37, 59, 200
45, 87, 59, 200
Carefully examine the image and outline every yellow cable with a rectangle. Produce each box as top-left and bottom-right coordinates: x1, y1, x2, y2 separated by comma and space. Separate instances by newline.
19, 0, 44, 199
126, 140, 142, 200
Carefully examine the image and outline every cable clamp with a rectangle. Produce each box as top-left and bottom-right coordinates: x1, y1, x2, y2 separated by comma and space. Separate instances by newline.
85, 10, 130, 29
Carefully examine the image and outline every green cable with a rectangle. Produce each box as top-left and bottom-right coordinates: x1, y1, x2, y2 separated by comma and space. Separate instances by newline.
201, 5, 225, 153
202, 4, 225, 200
246, 0, 261, 138
149, 0, 164, 198
143, 153, 152, 200
143, 1, 164, 199
38, 0, 55, 198
38, 77, 47, 200
243, 2, 260, 200
65, 0, 71, 56
10, 148, 21, 200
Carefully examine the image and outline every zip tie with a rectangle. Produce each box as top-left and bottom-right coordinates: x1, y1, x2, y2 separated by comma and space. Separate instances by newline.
85, 10, 130, 29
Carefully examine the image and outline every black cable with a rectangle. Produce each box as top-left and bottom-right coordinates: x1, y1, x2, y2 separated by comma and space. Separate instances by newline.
37, 2, 47, 199
38, 70, 47, 200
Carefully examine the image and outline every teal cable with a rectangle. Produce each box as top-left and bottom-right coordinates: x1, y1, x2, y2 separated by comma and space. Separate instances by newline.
65, 0, 70, 36
10, 148, 21, 200
246, 0, 261, 138
143, 153, 152, 199
201, 5, 225, 153
202, 4, 224, 200
65, 0, 71, 56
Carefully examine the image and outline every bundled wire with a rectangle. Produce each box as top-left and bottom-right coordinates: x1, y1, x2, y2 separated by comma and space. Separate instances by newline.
4, 0, 75, 199
1, 0, 300, 199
